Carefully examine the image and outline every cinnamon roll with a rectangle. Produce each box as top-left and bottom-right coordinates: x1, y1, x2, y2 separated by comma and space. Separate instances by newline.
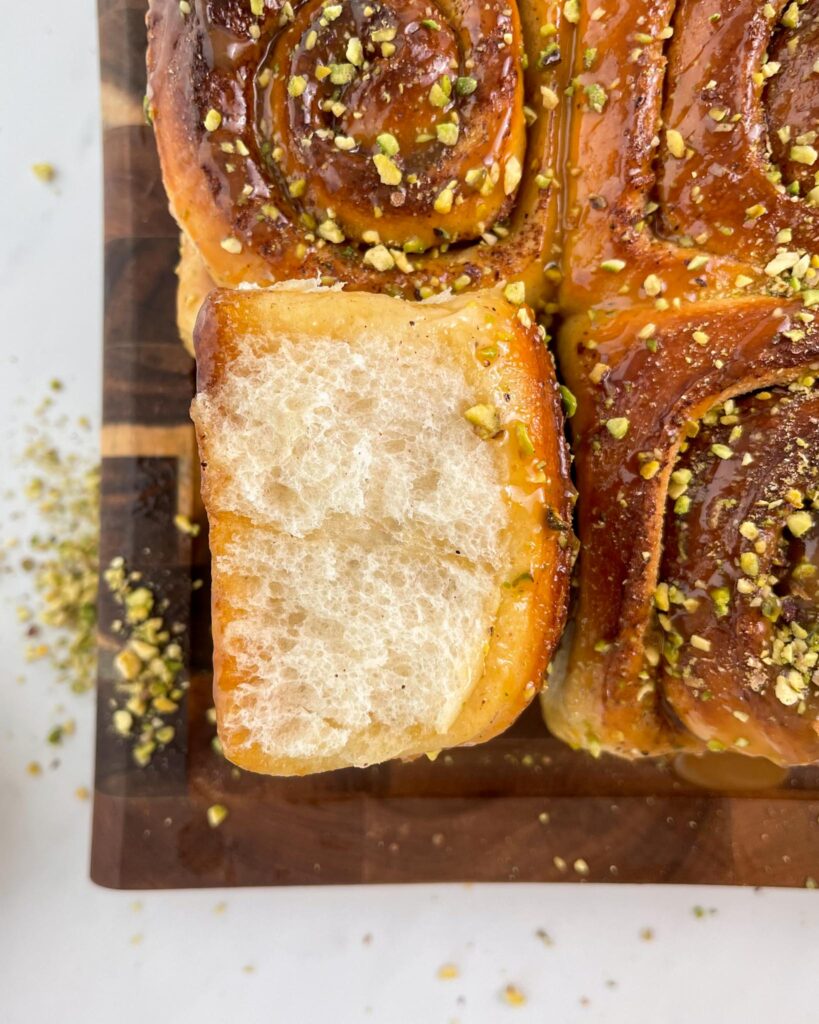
146, 0, 569, 306
543, 0, 819, 764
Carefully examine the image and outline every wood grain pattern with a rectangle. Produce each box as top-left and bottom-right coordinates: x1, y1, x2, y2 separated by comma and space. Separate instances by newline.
91, 0, 819, 889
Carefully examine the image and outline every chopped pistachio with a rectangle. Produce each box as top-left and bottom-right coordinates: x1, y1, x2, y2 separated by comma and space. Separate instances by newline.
790, 145, 818, 166
452, 274, 472, 293
504, 281, 526, 305
515, 422, 536, 456
371, 26, 396, 42
376, 133, 399, 156
775, 672, 804, 706
786, 511, 813, 538
559, 386, 577, 418
203, 109, 222, 132
207, 804, 229, 828
739, 521, 758, 540
372, 153, 402, 185
539, 43, 562, 68
318, 219, 345, 244
691, 634, 712, 653
114, 648, 142, 681
436, 123, 459, 146
781, 2, 799, 28
643, 274, 663, 297
504, 156, 522, 195
346, 37, 364, 66
503, 985, 527, 1007
456, 76, 478, 96
540, 86, 559, 110
744, 203, 767, 220
220, 236, 243, 254
710, 443, 733, 459
764, 250, 800, 277
600, 258, 626, 272
665, 129, 686, 158
287, 75, 306, 97
476, 344, 499, 364
464, 404, 500, 439
429, 80, 451, 108
711, 587, 731, 617
740, 551, 759, 577
605, 417, 629, 439
433, 184, 455, 214
113, 709, 133, 736
362, 245, 395, 272
330, 63, 356, 85
584, 83, 608, 113
31, 162, 56, 183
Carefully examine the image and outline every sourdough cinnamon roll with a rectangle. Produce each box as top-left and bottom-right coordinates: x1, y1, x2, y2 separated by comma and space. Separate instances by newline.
543, 0, 819, 764
146, 0, 569, 306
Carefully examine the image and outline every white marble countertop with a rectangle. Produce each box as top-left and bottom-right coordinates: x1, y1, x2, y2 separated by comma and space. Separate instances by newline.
2, 4, 818, 1022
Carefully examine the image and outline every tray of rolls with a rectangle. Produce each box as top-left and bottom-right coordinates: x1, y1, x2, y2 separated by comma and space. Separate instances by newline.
90, 0, 819, 889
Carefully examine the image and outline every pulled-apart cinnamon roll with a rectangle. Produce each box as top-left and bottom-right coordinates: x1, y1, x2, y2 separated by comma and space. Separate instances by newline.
542, 0, 819, 764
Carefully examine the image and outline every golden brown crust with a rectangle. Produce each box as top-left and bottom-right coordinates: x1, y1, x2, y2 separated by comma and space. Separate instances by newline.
176, 232, 215, 356
543, 0, 819, 764
193, 287, 575, 775
146, 0, 570, 307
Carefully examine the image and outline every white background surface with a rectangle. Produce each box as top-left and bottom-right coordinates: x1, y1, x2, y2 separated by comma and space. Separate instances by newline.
2, 4, 819, 1022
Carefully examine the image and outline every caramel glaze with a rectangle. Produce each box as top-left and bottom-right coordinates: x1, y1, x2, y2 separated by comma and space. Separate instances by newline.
149, 0, 819, 764
146, 0, 572, 306
766, 0, 819, 192
542, 0, 819, 763
658, 0, 818, 259
660, 387, 819, 764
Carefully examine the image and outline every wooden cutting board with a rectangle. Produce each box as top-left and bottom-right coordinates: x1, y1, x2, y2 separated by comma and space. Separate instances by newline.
91, 0, 819, 890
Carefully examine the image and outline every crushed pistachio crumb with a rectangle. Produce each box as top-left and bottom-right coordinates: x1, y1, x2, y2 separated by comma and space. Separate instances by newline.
207, 804, 229, 828
437, 963, 459, 980
32, 162, 57, 183
502, 984, 527, 1007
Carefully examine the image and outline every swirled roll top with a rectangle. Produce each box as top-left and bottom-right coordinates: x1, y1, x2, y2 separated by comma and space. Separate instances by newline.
147, 0, 567, 301
265, 0, 524, 249
656, 381, 819, 764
